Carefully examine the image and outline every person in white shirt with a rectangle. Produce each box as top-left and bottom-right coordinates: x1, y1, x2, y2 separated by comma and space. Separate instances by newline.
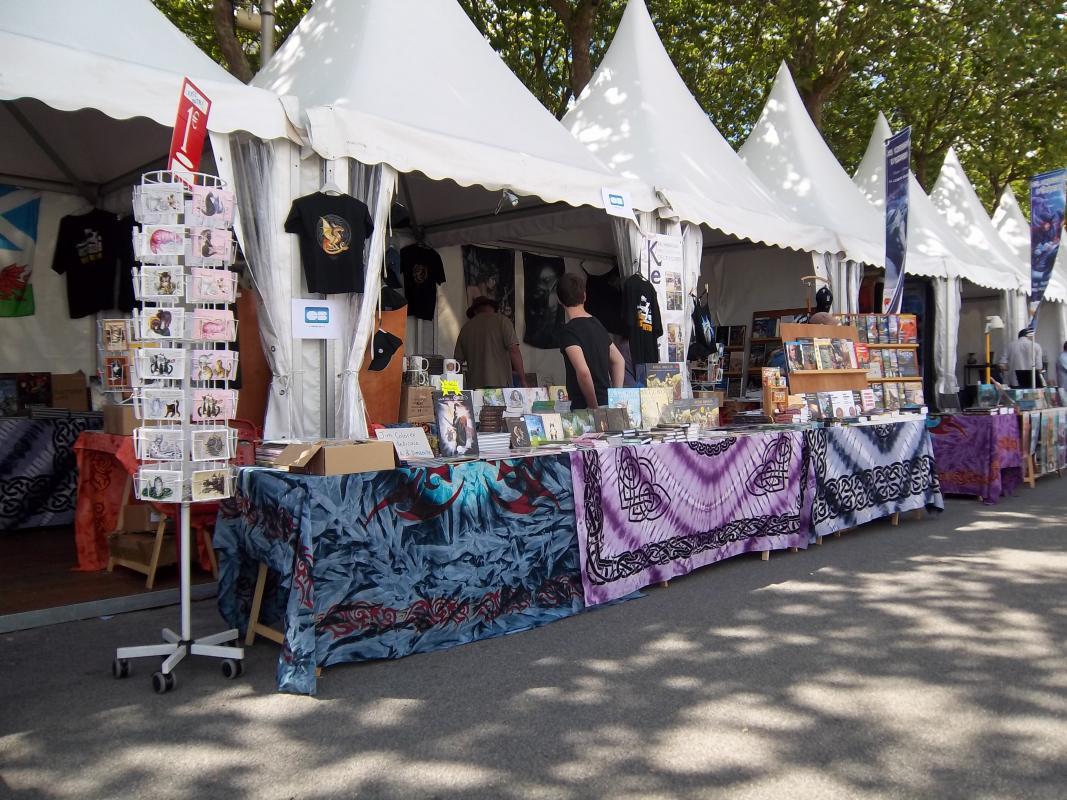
1057, 342, 1067, 391
1005, 329, 1044, 388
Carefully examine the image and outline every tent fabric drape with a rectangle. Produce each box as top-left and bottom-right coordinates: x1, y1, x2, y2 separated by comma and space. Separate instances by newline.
336, 160, 397, 439
811, 252, 861, 314
934, 277, 962, 395
212, 132, 301, 440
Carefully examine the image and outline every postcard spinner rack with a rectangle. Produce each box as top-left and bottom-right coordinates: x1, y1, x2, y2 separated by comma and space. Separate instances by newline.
111, 170, 243, 694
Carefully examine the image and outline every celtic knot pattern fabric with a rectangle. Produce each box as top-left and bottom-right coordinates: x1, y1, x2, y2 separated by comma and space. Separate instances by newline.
928, 413, 1022, 503
571, 434, 814, 606
215, 456, 583, 695
806, 420, 943, 538
0, 417, 101, 531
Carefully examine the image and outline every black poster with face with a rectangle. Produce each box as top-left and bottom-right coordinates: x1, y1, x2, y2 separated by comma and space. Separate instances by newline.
462, 245, 515, 322
522, 252, 565, 349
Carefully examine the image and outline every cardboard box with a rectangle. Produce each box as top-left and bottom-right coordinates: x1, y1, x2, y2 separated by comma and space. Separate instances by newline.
400, 386, 434, 423
273, 440, 399, 476
120, 503, 163, 533
108, 531, 177, 566
103, 403, 138, 436
51, 371, 88, 411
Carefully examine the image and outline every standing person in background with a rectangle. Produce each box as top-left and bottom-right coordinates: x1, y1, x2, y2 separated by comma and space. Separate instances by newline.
1057, 342, 1067, 391
1005, 328, 1045, 388
557, 273, 625, 409
455, 296, 526, 388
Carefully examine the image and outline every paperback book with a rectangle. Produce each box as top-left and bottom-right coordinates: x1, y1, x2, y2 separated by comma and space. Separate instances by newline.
607, 387, 642, 429
434, 391, 479, 457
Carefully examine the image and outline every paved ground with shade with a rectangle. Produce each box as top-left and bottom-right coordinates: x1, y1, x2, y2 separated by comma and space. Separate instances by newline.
2, 478, 1066, 800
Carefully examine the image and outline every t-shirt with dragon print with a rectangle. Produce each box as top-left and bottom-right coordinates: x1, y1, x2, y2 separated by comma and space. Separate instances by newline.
285, 191, 373, 294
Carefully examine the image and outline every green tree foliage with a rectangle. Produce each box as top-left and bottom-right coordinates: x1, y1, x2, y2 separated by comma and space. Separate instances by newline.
158, 0, 1065, 213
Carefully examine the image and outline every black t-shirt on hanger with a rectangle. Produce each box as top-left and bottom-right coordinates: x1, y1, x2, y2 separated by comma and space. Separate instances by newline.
583, 264, 624, 335
284, 191, 374, 294
401, 243, 446, 320
51, 208, 132, 319
622, 273, 662, 365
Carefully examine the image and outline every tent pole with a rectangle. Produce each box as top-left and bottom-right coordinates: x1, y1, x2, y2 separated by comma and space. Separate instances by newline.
4, 103, 98, 205
260, 0, 275, 64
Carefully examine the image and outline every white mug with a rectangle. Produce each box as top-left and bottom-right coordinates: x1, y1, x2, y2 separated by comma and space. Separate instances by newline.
443, 358, 461, 374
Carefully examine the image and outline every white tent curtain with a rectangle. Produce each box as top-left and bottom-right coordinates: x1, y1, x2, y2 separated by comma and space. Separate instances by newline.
999, 290, 1028, 358
336, 160, 397, 439
934, 276, 962, 395
212, 132, 301, 439
610, 212, 657, 279
811, 252, 861, 314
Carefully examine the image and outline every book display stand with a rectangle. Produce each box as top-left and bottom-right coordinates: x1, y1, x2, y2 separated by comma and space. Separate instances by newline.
111, 171, 243, 694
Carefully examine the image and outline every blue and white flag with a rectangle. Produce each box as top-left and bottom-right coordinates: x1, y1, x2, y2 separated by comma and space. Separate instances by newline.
882, 127, 911, 314
0, 185, 41, 317
1028, 168, 1065, 331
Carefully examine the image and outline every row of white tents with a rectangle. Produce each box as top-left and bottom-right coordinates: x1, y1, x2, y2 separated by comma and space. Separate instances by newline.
1, 0, 1064, 439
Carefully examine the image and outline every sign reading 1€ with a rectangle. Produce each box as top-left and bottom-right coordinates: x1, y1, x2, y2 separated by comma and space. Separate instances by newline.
169, 78, 212, 185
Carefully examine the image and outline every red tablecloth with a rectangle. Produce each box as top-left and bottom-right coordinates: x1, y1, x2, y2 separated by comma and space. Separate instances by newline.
928, 413, 1022, 504
72, 431, 214, 572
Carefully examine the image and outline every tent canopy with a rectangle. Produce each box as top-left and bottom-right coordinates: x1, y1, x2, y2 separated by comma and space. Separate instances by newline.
854, 112, 1002, 285
992, 184, 1067, 304
254, 0, 656, 215
562, 0, 835, 255
0, 0, 291, 195
739, 63, 885, 268
930, 147, 1027, 293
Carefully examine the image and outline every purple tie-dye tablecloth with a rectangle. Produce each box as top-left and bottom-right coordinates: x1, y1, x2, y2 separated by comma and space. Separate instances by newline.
570, 433, 813, 606
928, 413, 1022, 503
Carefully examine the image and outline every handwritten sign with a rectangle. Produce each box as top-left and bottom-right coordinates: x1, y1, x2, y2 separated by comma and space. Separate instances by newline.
373, 427, 434, 460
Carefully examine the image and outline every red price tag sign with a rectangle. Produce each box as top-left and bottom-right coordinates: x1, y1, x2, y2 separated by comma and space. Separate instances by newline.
168, 78, 212, 185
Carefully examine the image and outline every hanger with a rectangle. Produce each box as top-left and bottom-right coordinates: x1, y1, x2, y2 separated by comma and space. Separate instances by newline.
319, 178, 344, 196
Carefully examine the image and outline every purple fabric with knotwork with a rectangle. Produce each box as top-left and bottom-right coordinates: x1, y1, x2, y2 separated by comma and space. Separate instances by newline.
570, 433, 814, 606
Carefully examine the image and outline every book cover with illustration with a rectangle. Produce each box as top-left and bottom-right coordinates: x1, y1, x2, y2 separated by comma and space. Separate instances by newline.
592, 407, 628, 433
433, 391, 479, 457
662, 398, 720, 429
640, 387, 674, 429
899, 315, 918, 344
561, 410, 594, 438
607, 387, 642, 429
507, 416, 531, 448
751, 317, 777, 339
887, 315, 900, 343
896, 349, 919, 377
855, 315, 868, 342
878, 315, 891, 342
813, 338, 834, 370
541, 412, 566, 442
523, 414, 547, 446
798, 339, 818, 370
638, 363, 682, 399
547, 385, 569, 404
866, 315, 881, 343
784, 341, 804, 372
748, 343, 767, 369
728, 350, 744, 373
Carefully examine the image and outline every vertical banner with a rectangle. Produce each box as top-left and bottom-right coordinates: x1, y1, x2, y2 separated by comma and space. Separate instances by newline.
462, 245, 515, 322
521, 252, 565, 349
883, 127, 911, 313
642, 233, 685, 364
169, 78, 212, 185
1028, 168, 1066, 330
0, 185, 40, 317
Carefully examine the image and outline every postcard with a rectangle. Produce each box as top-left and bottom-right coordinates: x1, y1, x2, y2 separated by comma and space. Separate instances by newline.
187, 267, 237, 303
186, 227, 234, 266
138, 266, 183, 299
139, 307, 185, 340
191, 389, 238, 422
188, 186, 235, 228
137, 389, 184, 421
191, 427, 235, 461
191, 308, 237, 342
135, 348, 185, 382
190, 349, 238, 382
137, 469, 183, 503
136, 184, 184, 225
104, 355, 130, 389
135, 426, 185, 461
191, 468, 232, 502
102, 319, 130, 351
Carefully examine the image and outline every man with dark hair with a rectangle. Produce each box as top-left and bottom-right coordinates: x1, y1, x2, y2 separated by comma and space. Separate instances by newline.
557, 273, 625, 409
1005, 328, 1045, 388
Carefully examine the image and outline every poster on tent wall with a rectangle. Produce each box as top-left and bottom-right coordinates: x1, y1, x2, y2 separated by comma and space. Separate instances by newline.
1028, 168, 1066, 330
462, 245, 515, 322
0, 186, 41, 317
882, 127, 911, 314
522, 252, 565, 349
642, 233, 686, 364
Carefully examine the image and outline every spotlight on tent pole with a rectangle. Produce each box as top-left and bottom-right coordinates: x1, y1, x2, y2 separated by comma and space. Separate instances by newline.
494, 189, 520, 215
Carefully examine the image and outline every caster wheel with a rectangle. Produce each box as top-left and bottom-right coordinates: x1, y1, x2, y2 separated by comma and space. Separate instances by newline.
221, 658, 244, 679
112, 658, 130, 679
152, 671, 176, 694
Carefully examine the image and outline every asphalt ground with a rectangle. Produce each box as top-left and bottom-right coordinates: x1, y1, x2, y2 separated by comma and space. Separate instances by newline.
2, 478, 1065, 800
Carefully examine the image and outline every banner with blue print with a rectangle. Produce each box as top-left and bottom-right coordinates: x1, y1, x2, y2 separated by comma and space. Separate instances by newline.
0, 185, 41, 317
882, 127, 911, 314
1028, 168, 1065, 330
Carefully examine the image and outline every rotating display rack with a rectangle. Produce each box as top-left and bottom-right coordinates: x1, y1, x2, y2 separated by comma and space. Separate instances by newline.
112, 171, 243, 693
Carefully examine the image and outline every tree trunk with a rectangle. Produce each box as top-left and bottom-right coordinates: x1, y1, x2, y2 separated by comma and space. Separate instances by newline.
212, 0, 253, 83
548, 0, 604, 101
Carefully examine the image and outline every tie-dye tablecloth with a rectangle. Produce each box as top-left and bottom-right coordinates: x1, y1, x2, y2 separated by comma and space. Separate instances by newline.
928, 413, 1022, 503
806, 419, 943, 538
215, 456, 584, 694
570, 433, 814, 606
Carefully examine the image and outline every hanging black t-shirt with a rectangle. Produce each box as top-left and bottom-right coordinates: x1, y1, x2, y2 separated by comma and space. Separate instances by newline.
51, 208, 132, 319
583, 265, 624, 335
622, 274, 662, 365
401, 243, 445, 320
284, 192, 373, 294
688, 297, 715, 358
116, 215, 137, 313
559, 316, 612, 409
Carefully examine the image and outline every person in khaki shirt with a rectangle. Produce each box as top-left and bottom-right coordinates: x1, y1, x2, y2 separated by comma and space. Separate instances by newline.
455, 296, 526, 388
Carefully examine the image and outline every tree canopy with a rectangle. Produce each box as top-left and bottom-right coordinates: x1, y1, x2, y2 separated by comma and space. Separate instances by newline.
153, 0, 1066, 213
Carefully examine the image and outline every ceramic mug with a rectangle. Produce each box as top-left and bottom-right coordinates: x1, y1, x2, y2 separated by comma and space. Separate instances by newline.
404, 356, 429, 373
403, 370, 429, 387
443, 358, 461, 374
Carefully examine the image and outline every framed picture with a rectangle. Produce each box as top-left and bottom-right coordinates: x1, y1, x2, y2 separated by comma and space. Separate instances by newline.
191, 467, 232, 502
102, 319, 130, 351
139, 307, 185, 340
136, 468, 183, 503
137, 388, 184, 421
187, 267, 237, 303
191, 427, 236, 461
135, 426, 185, 461
104, 355, 130, 389
190, 349, 238, 382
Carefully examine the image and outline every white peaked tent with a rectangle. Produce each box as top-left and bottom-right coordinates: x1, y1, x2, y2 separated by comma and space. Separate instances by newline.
0, 0, 290, 377
739, 62, 887, 308
562, 0, 835, 256
993, 185, 1067, 364
229, 0, 662, 439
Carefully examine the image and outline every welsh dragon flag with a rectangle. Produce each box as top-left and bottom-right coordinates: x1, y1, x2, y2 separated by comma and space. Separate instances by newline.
0, 185, 41, 317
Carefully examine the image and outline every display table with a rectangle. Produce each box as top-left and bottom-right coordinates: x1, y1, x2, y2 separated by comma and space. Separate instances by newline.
1019, 408, 1067, 479
807, 419, 943, 538
570, 432, 813, 605
1, 416, 102, 531
215, 456, 584, 695
928, 413, 1022, 503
